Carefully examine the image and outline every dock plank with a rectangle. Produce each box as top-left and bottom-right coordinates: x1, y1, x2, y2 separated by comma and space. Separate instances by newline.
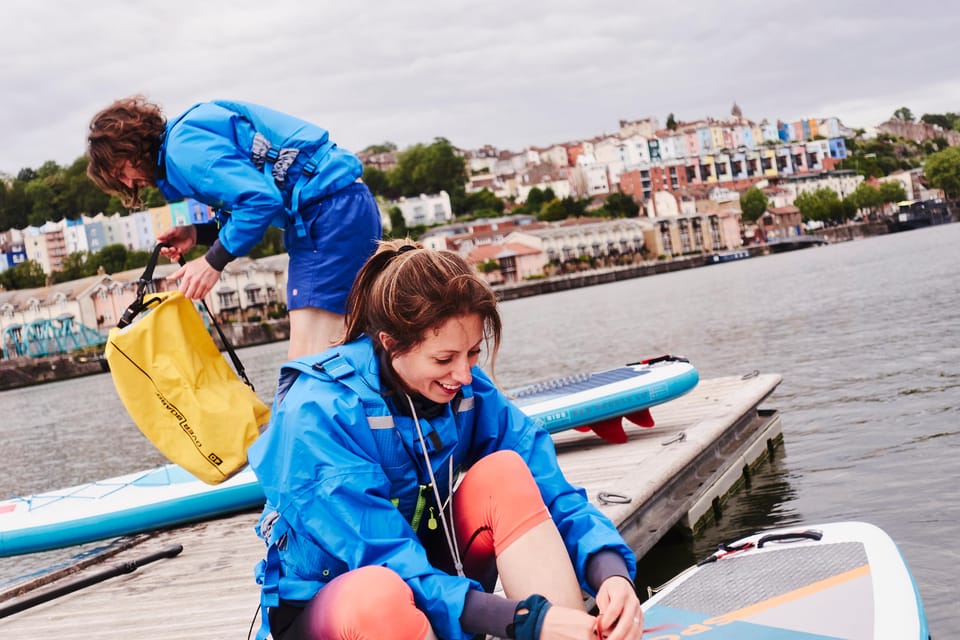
0, 373, 781, 639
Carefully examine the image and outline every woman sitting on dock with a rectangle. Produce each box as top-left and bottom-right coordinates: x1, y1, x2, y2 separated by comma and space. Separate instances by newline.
248, 240, 643, 640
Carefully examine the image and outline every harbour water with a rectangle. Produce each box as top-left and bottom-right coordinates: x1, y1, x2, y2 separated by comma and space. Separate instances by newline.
2, 224, 957, 635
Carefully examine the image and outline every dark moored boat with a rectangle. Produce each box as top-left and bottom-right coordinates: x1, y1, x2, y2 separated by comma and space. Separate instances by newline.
886, 199, 953, 233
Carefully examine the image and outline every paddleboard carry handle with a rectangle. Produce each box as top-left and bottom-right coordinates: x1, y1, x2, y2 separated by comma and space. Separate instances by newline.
757, 529, 823, 548
628, 354, 689, 366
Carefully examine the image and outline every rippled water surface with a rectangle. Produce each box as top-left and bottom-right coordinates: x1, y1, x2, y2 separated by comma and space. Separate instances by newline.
2, 224, 957, 634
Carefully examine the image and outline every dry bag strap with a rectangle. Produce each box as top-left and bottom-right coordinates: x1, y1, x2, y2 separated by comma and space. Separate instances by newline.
117, 242, 256, 391
198, 295, 255, 390
117, 243, 171, 329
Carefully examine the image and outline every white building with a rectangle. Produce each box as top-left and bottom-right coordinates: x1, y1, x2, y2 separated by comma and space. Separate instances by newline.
386, 192, 454, 229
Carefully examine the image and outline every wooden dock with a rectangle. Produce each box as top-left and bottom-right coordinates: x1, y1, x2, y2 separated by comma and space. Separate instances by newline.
0, 373, 782, 639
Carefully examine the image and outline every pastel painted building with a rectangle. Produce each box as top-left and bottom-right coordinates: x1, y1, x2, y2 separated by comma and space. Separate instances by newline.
467, 242, 544, 285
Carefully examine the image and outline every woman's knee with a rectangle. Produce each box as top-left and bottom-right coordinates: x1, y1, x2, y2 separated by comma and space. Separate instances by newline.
301, 566, 430, 639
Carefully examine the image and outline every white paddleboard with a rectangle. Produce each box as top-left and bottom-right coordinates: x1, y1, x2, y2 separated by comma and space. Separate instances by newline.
641, 521, 929, 640
0, 356, 699, 557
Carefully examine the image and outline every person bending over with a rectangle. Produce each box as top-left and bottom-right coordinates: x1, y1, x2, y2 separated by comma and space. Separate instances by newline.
87, 96, 381, 359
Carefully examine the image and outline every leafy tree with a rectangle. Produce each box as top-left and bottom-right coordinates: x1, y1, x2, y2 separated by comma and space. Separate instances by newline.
924, 146, 960, 201
878, 181, 907, 204
603, 192, 640, 218
362, 166, 392, 198
51, 251, 92, 283
539, 199, 568, 222
362, 142, 397, 154
123, 249, 151, 271
248, 227, 285, 259
461, 189, 505, 217
386, 206, 407, 238
0, 180, 29, 229
515, 187, 557, 216
538, 196, 587, 222
850, 183, 882, 215
0, 260, 46, 289
920, 113, 956, 130
666, 113, 678, 130
25, 180, 56, 225
476, 259, 500, 274
388, 138, 467, 209
92, 244, 131, 274
794, 188, 846, 222
739, 187, 768, 222
892, 107, 914, 122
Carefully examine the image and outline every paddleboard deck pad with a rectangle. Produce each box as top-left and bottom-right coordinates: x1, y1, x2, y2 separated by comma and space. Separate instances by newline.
641, 521, 929, 640
0, 355, 698, 557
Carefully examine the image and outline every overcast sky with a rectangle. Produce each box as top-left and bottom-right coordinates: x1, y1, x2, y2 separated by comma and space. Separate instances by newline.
1, 0, 957, 176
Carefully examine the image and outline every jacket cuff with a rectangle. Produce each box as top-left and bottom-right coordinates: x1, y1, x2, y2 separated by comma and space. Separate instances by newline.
204, 239, 236, 271
460, 589, 519, 639
194, 221, 220, 246
585, 549, 632, 592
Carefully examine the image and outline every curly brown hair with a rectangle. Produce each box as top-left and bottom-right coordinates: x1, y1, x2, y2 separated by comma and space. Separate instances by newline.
343, 239, 503, 375
87, 95, 166, 208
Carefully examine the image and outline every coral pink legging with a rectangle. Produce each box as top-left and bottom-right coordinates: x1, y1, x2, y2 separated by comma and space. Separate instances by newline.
283, 450, 550, 640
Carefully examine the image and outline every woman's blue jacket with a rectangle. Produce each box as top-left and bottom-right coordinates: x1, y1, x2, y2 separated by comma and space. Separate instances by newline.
156, 100, 362, 258
247, 337, 636, 640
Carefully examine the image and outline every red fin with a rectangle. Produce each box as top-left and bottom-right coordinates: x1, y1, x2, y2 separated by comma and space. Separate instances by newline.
574, 426, 591, 432
624, 408, 655, 428
585, 417, 628, 444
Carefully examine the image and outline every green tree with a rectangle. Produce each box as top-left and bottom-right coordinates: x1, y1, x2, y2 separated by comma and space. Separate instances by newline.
0, 260, 46, 289
248, 227, 285, 259
387, 206, 407, 238
794, 188, 844, 221
538, 196, 586, 222
878, 181, 907, 204
892, 107, 914, 122
603, 192, 640, 218
362, 166, 392, 198
920, 113, 954, 130
924, 146, 960, 202
91, 244, 130, 274
476, 259, 500, 274
51, 251, 93, 283
362, 142, 397, 154
739, 187, 768, 222
666, 113, 678, 130
850, 183, 882, 215
388, 138, 467, 210
461, 188, 505, 217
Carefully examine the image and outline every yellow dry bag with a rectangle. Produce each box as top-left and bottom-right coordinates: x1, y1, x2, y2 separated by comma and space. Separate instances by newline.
105, 246, 270, 484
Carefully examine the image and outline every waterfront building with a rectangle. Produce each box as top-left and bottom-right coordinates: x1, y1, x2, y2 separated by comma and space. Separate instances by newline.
758, 205, 803, 241
467, 242, 544, 285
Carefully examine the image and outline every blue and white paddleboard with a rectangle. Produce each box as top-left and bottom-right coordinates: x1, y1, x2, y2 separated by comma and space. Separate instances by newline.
0, 356, 698, 557
641, 521, 930, 640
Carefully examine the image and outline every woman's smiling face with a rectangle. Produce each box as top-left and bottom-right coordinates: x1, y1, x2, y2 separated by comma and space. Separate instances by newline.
381, 314, 483, 404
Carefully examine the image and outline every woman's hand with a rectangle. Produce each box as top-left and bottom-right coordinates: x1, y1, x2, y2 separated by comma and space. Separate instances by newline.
168, 256, 222, 301
536, 604, 598, 639
157, 225, 198, 263
593, 576, 643, 639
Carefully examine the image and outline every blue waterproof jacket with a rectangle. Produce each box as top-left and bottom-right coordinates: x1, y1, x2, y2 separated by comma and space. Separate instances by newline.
156, 100, 362, 258
248, 337, 636, 640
